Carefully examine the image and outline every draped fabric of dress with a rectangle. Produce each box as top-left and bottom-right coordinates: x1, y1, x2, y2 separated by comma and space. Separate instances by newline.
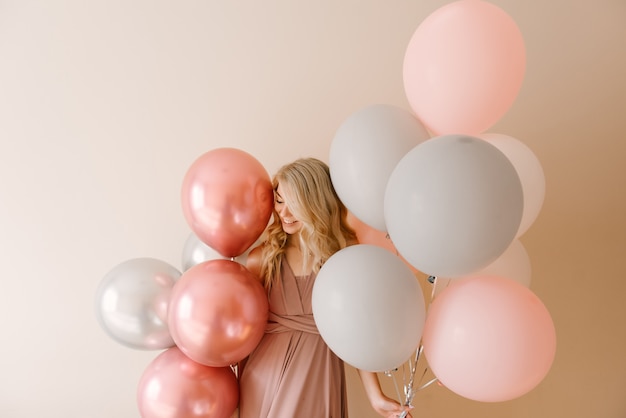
239, 261, 348, 418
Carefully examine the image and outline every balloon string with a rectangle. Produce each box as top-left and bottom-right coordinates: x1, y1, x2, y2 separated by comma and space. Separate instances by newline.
407, 345, 423, 402
390, 274, 447, 417
400, 362, 408, 404
387, 369, 403, 408
417, 377, 439, 391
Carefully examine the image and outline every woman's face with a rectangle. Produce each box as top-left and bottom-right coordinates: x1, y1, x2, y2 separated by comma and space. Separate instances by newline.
274, 183, 303, 235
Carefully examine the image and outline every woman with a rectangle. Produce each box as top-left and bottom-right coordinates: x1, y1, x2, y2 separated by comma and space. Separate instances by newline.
238, 158, 412, 418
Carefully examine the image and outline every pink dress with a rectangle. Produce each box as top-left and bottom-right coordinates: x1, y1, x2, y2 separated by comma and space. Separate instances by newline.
239, 261, 348, 418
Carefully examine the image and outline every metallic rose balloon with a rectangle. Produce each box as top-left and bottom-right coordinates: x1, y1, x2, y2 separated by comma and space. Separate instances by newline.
181, 148, 273, 258
95, 258, 180, 350
137, 347, 239, 418
168, 259, 269, 367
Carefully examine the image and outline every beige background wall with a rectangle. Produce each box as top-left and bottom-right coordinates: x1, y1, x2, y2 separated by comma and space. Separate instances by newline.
1, 1, 624, 417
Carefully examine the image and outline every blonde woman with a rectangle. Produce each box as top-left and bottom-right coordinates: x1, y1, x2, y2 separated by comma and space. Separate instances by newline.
238, 158, 411, 418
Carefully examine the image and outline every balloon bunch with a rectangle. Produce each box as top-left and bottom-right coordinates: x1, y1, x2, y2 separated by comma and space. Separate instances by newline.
95, 148, 274, 418
317, 0, 555, 411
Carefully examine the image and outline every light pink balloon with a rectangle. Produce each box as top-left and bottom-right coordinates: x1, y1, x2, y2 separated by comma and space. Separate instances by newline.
423, 276, 556, 402
403, 0, 526, 135
181, 148, 273, 257
168, 259, 269, 367
463, 239, 532, 287
137, 347, 239, 418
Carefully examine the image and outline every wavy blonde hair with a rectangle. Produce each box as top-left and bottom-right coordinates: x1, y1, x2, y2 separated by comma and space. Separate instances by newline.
259, 158, 356, 289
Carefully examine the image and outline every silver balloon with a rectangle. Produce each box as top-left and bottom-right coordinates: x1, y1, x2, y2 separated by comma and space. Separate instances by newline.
95, 257, 181, 350
181, 233, 226, 271
182, 232, 257, 271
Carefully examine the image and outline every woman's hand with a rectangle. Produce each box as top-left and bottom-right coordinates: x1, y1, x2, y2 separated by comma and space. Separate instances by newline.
357, 369, 413, 418
370, 394, 413, 418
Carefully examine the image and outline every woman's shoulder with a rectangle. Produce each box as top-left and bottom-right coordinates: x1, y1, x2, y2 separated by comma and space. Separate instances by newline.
245, 244, 265, 281
346, 237, 359, 247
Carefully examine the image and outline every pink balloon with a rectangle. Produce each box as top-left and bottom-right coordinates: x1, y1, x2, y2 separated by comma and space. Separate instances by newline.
137, 347, 239, 418
462, 239, 532, 287
168, 259, 269, 367
181, 148, 273, 257
347, 212, 420, 275
422, 276, 556, 402
403, 0, 526, 135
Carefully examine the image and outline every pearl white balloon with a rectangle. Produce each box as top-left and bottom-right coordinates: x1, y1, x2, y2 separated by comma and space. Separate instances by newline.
384, 135, 523, 278
312, 245, 426, 372
480, 133, 546, 237
329, 104, 430, 231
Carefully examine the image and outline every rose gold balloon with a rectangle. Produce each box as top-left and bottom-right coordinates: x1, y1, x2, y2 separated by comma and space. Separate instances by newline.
181, 147, 273, 257
137, 347, 239, 418
168, 259, 269, 367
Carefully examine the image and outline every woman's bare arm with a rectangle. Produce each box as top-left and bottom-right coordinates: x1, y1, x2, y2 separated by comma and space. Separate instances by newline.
357, 369, 413, 418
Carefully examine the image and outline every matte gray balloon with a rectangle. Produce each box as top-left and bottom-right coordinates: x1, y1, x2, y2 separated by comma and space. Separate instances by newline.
384, 135, 523, 278
329, 104, 430, 231
95, 258, 181, 350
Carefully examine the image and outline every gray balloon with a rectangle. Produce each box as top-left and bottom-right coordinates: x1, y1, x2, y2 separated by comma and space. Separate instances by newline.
95, 257, 181, 350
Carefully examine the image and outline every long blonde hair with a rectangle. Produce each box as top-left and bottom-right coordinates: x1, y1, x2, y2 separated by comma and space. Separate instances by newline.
259, 158, 356, 289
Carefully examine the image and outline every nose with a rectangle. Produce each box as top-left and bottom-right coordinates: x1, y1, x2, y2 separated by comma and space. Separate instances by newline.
279, 204, 291, 217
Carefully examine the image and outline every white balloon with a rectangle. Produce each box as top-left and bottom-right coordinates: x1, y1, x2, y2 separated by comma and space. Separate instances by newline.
312, 245, 426, 372
384, 135, 523, 278
480, 133, 546, 237
463, 239, 532, 287
329, 104, 430, 231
